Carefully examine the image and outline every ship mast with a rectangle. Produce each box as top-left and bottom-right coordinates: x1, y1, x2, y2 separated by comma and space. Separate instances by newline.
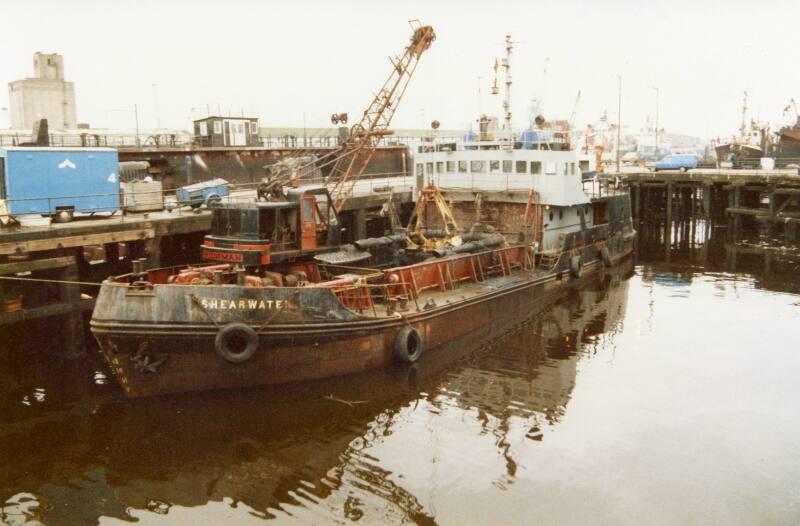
740, 90, 748, 138
501, 34, 513, 149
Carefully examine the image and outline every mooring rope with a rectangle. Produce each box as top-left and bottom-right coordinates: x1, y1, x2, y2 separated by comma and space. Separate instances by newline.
0, 276, 103, 287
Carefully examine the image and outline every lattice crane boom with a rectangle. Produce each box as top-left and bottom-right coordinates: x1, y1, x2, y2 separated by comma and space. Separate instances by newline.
325, 21, 435, 212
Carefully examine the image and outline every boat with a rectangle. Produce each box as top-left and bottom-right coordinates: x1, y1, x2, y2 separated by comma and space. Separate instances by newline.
89, 31, 636, 398
713, 91, 770, 168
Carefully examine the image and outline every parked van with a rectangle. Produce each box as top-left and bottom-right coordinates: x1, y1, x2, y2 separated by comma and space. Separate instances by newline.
654, 154, 698, 172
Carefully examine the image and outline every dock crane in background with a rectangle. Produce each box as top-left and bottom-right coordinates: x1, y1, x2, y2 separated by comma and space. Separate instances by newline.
568, 90, 581, 129
784, 98, 798, 123
258, 21, 435, 212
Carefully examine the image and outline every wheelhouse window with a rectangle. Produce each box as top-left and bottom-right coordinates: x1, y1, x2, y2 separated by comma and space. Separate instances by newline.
515, 161, 527, 173
545, 161, 556, 175
257, 209, 277, 242
302, 198, 314, 222
471, 160, 486, 173
489, 160, 500, 173
436, 161, 444, 174
502, 160, 512, 173
416, 163, 423, 176
458, 161, 468, 173
570, 162, 576, 175
563, 163, 568, 175
199, 122, 208, 136
531, 161, 542, 175
446, 161, 456, 173
213, 121, 222, 134
426, 162, 433, 175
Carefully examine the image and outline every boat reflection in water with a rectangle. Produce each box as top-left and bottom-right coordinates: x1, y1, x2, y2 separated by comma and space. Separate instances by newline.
0, 260, 632, 524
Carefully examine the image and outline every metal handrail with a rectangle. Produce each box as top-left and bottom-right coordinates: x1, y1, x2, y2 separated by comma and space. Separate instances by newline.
333, 281, 420, 316
0, 171, 416, 221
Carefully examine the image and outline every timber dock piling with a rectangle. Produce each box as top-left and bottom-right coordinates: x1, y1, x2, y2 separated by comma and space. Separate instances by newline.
614, 168, 800, 244
0, 209, 213, 357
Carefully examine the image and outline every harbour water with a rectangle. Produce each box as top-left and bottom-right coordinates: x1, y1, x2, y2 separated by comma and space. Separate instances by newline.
2, 221, 800, 525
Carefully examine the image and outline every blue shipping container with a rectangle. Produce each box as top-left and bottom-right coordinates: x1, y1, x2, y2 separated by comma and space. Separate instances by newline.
0, 147, 121, 216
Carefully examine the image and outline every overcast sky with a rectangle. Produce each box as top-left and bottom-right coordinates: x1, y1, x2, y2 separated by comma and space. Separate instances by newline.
1, 0, 798, 139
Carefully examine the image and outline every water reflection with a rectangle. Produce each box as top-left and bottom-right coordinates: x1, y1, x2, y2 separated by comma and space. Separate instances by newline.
0, 260, 634, 525
637, 217, 800, 294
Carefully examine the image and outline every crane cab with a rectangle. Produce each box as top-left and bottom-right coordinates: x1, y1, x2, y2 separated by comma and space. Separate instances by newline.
201, 186, 341, 269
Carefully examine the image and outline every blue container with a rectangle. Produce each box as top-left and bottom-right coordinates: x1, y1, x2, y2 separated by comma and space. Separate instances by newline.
0, 147, 121, 215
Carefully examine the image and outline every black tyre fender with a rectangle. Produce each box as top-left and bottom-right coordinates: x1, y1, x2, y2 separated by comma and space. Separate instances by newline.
215, 322, 259, 364
394, 326, 423, 363
600, 245, 613, 267
570, 255, 583, 278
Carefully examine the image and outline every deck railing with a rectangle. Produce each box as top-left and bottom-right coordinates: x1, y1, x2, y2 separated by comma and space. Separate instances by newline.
0, 171, 415, 223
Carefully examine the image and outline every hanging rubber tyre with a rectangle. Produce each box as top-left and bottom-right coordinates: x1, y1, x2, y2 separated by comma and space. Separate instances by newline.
570, 255, 583, 278
600, 245, 613, 267
215, 323, 259, 364
394, 327, 423, 363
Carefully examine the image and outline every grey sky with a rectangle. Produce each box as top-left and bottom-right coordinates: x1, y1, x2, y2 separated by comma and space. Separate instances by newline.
1, 0, 798, 139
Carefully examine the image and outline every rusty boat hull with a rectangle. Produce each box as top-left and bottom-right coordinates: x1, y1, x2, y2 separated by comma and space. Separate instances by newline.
91, 238, 634, 398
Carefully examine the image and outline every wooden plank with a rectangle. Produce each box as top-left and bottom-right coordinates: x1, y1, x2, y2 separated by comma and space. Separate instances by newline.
726, 207, 767, 216
0, 256, 76, 275
0, 298, 95, 327
0, 228, 154, 256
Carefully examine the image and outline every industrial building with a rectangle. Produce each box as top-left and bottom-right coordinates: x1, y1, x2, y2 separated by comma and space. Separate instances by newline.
8, 52, 77, 130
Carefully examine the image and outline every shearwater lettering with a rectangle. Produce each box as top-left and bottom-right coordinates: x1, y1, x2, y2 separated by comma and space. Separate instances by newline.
199, 298, 284, 310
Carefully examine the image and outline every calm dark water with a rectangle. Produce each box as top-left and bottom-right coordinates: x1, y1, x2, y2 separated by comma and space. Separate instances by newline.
2, 221, 800, 525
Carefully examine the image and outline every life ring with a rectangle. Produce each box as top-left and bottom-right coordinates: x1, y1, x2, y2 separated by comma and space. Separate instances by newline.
600, 245, 613, 267
570, 255, 583, 278
214, 323, 259, 364
394, 327, 423, 363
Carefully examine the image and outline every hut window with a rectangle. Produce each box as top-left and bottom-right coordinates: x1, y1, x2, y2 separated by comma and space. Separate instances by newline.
515, 161, 527, 173
251, 122, 258, 134
436, 161, 444, 174
213, 121, 222, 134
502, 160, 513, 173
426, 162, 433, 175
489, 160, 500, 173
416, 163, 423, 176
199, 122, 208, 136
458, 161, 468, 173
446, 161, 455, 173
531, 161, 542, 175
545, 162, 556, 175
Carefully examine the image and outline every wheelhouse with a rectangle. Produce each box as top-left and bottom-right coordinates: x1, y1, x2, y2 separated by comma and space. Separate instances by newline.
202, 186, 341, 268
